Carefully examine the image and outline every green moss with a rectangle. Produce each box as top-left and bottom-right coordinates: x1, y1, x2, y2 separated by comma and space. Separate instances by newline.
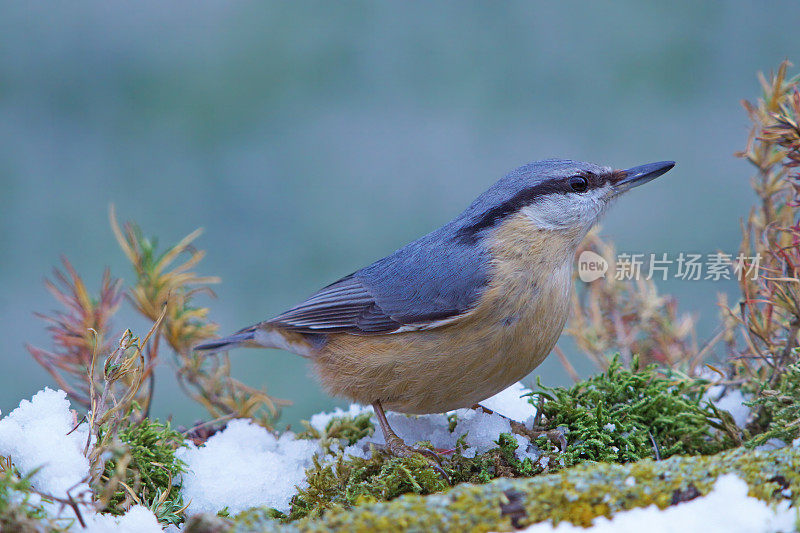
184, 446, 800, 533
535, 355, 735, 465
297, 413, 375, 454
287, 448, 449, 521
0, 466, 53, 532
99, 418, 186, 526
288, 428, 573, 522
746, 361, 800, 448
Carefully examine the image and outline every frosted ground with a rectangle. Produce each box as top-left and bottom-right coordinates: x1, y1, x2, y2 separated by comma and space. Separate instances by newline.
0, 383, 794, 532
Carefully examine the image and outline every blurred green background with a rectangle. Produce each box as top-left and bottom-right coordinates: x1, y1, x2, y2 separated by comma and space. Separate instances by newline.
1, 2, 799, 427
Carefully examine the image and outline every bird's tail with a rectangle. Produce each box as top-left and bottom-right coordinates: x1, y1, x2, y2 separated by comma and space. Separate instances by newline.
194, 323, 314, 357
194, 325, 260, 353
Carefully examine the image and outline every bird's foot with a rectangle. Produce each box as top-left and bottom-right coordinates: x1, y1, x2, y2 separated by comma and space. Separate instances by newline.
517, 424, 568, 452
371, 399, 449, 481
383, 433, 450, 482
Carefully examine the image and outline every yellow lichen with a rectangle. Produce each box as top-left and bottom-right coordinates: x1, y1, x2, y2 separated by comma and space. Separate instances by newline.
183, 446, 800, 532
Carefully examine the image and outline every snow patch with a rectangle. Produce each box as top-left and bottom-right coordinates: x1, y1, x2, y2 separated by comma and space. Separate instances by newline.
515, 475, 795, 533
345, 405, 525, 459
340, 382, 539, 459
0, 388, 159, 530
479, 382, 537, 424
176, 419, 320, 515
0, 388, 91, 498
82, 505, 162, 533
707, 387, 751, 429
453, 408, 515, 456
754, 438, 787, 452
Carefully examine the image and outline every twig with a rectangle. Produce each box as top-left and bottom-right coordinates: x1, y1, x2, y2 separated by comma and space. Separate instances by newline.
554, 345, 580, 383
180, 413, 235, 436
648, 432, 661, 461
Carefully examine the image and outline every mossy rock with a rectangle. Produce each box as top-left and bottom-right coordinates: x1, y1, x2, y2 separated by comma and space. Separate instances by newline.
184, 446, 800, 532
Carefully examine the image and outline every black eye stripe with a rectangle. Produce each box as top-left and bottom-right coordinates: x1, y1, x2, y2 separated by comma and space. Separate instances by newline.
455, 169, 611, 242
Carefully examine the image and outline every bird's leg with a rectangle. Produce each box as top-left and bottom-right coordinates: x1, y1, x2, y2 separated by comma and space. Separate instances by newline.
372, 400, 449, 480
471, 403, 567, 452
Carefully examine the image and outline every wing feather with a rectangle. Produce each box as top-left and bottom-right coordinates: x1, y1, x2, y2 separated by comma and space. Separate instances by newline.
267, 224, 491, 335
268, 275, 403, 333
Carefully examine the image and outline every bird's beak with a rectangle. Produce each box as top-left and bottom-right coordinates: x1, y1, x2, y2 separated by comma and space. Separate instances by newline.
613, 161, 675, 192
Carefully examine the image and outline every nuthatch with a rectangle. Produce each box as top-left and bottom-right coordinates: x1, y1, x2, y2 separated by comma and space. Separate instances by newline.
196, 158, 674, 466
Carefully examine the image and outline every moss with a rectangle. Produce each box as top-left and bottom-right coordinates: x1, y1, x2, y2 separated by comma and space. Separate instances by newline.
287, 448, 449, 521
297, 413, 375, 454
535, 355, 735, 465
288, 426, 573, 522
746, 361, 800, 448
0, 466, 54, 533
183, 446, 800, 533
99, 418, 186, 525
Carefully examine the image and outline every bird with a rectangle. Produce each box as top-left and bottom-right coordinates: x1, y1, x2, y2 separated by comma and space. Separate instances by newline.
195, 158, 674, 469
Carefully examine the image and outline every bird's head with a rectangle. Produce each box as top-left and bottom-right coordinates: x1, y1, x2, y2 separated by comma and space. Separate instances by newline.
456, 158, 674, 245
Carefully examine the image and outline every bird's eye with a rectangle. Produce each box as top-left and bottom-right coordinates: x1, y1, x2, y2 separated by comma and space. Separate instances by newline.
569, 176, 589, 193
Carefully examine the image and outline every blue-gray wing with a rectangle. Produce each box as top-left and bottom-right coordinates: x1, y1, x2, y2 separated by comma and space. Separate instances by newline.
267, 229, 490, 335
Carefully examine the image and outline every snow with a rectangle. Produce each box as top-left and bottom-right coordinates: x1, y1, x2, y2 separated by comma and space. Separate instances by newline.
323, 407, 456, 458
479, 382, 538, 424
452, 408, 515, 456
755, 438, 788, 452
327, 382, 541, 460
513, 433, 541, 462
341, 404, 530, 459
0, 388, 91, 498
515, 475, 796, 533
0, 388, 162, 531
700, 367, 752, 430
83, 505, 163, 533
176, 418, 321, 515
711, 388, 751, 428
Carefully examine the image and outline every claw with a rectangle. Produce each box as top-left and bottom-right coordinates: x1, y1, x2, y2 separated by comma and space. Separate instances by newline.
383, 434, 450, 481
509, 419, 568, 452
412, 444, 445, 465
509, 422, 566, 452
433, 447, 456, 456
528, 427, 568, 452
373, 400, 450, 482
